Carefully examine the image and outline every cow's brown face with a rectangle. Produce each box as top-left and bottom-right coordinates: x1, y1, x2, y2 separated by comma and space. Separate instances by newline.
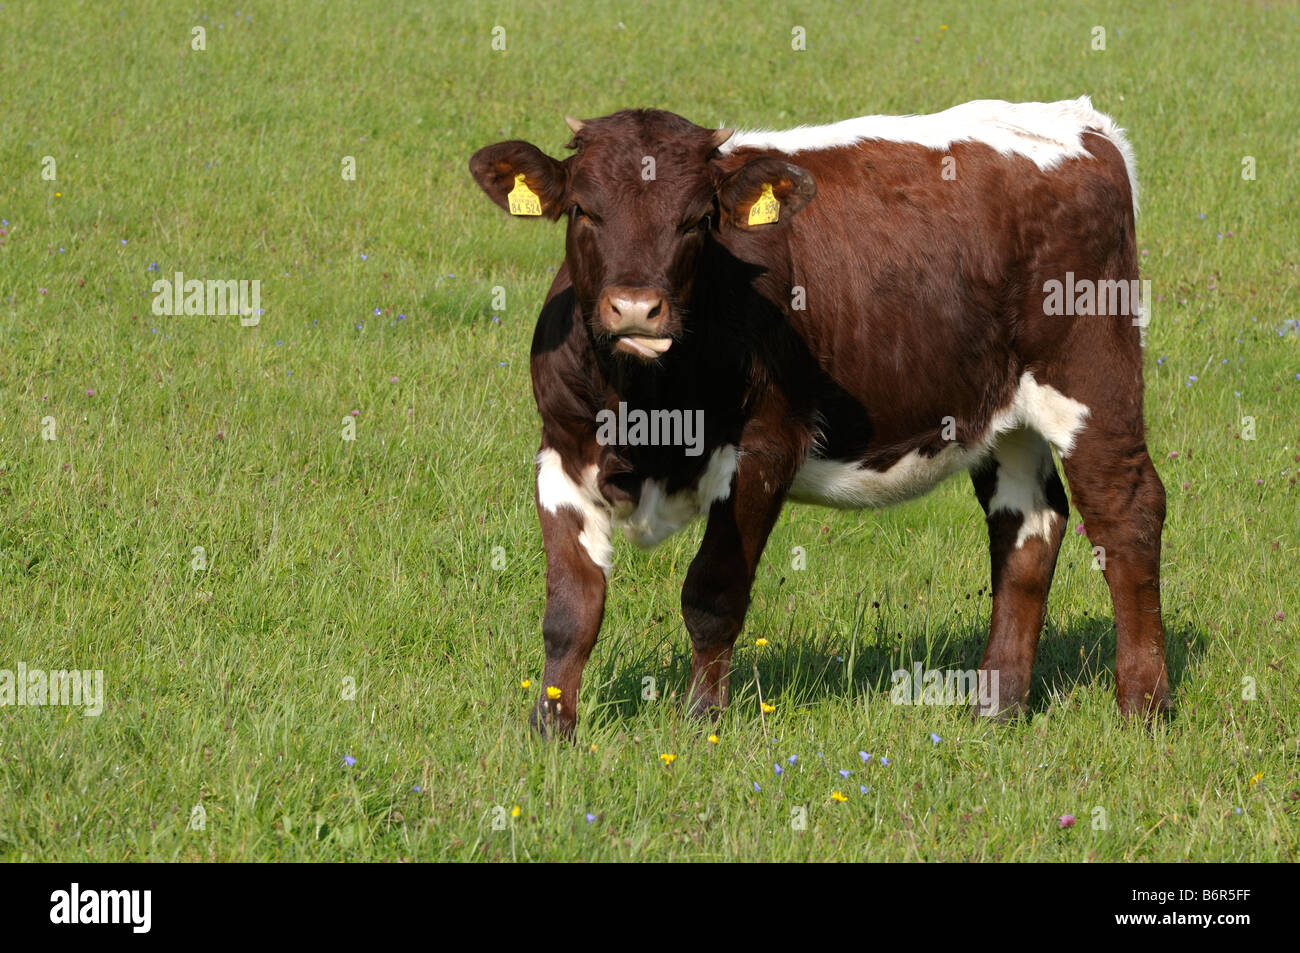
470, 109, 816, 362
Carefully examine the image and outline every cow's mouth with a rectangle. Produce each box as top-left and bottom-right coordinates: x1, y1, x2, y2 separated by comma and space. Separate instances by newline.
613, 335, 673, 360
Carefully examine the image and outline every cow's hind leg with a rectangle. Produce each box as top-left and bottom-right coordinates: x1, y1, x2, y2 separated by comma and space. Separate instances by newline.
1057, 421, 1171, 720
971, 428, 1069, 718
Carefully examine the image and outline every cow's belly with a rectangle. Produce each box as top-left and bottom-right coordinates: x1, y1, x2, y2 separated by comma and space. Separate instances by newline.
788, 371, 1092, 510
788, 442, 985, 509
608, 373, 1090, 544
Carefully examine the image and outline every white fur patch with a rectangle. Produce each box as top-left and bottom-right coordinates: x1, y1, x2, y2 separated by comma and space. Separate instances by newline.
723, 96, 1138, 213
986, 428, 1062, 548
619, 445, 739, 548
789, 444, 974, 509
1011, 374, 1091, 457
536, 448, 613, 575
788, 372, 1089, 510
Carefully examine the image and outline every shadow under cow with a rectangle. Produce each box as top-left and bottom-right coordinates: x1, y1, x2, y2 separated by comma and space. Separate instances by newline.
581, 606, 1208, 728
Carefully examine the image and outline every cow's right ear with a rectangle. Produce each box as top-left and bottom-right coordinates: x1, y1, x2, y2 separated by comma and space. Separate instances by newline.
469, 141, 568, 221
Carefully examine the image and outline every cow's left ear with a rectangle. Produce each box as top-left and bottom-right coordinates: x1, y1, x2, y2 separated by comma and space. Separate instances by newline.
717, 157, 817, 230
469, 140, 569, 221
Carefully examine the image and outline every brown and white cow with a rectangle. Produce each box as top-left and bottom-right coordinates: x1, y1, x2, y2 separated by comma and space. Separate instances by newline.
470, 97, 1170, 737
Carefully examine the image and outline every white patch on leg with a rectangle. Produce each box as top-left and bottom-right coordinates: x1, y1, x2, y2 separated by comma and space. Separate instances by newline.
536, 448, 613, 575
987, 428, 1062, 548
1011, 373, 1090, 458
620, 445, 738, 548
695, 445, 740, 508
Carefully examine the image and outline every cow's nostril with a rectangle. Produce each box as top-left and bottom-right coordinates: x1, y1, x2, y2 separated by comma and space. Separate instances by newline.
648, 301, 662, 321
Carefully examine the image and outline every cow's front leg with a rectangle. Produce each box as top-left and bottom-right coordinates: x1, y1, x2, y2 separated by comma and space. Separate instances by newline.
681, 446, 792, 719
531, 448, 611, 739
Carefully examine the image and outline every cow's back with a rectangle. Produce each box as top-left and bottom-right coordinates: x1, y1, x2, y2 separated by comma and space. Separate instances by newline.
715, 98, 1139, 495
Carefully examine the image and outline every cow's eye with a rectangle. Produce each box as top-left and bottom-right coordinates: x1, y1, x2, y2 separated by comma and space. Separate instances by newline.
685, 214, 711, 234
572, 204, 592, 223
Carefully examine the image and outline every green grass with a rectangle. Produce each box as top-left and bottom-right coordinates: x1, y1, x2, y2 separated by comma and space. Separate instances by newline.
0, 0, 1296, 861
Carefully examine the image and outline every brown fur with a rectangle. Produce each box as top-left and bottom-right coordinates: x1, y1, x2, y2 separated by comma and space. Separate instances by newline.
470, 107, 1170, 737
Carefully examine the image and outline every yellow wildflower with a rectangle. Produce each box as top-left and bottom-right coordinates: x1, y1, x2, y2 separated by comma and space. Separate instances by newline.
660, 753, 676, 765
546, 686, 562, 700
831, 791, 848, 803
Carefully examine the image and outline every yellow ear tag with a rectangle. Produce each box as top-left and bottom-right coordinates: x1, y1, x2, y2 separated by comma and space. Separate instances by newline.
747, 182, 780, 226
507, 173, 543, 216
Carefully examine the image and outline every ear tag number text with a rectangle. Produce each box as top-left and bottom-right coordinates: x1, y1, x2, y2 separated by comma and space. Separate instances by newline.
748, 182, 780, 225
508, 173, 543, 216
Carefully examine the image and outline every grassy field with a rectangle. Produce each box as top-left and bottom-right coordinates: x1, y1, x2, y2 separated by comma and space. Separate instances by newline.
0, 0, 1296, 862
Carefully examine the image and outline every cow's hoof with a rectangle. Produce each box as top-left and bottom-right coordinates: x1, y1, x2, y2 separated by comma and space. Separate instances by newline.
529, 699, 577, 740
972, 699, 1026, 723
1117, 688, 1173, 723
684, 696, 724, 722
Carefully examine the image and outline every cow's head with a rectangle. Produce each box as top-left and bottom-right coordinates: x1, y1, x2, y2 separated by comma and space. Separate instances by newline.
469, 109, 816, 361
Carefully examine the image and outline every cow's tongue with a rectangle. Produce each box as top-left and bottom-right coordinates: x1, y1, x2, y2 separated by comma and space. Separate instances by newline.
614, 335, 673, 359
